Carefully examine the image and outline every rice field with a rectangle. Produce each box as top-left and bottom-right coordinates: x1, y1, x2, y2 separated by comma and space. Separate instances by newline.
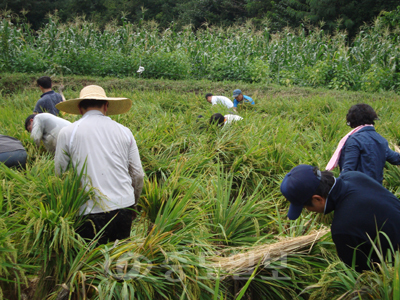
1, 74, 400, 299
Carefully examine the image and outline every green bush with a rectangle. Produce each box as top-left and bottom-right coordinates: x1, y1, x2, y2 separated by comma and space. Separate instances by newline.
361, 64, 396, 92
142, 50, 191, 80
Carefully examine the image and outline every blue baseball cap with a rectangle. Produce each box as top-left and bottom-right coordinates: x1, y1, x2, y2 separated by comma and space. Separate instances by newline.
280, 165, 321, 220
232, 89, 242, 98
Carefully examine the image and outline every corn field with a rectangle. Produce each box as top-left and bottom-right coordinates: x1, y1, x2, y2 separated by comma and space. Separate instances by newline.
1, 75, 400, 299
0, 12, 399, 92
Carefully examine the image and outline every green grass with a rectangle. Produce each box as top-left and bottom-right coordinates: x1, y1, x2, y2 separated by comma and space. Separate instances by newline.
1, 75, 400, 299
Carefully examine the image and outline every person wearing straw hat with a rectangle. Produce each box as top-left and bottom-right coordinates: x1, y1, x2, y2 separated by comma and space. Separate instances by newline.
280, 164, 400, 272
54, 85, 144, 244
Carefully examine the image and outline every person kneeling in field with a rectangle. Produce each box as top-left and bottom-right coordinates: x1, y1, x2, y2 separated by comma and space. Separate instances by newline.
0, 135, 27, 168
54, 85, 144, 245
205, 93, 234, 109
232, 89, 254, 112
280, 165, 400, 272
210, 113, 243, 127
25, 113, 71, 153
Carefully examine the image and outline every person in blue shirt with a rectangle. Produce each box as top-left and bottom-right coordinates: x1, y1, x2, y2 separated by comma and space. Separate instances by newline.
337, 104, 400, 184
33, 76, 64, 116
232, 89, 254, 112
281, 164, 400, 272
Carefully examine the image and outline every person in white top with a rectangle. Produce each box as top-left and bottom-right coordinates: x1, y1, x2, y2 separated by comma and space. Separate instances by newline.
205, 93, 234, 109
25, 113, 71, 152
54, 85, 144, 244
209, 113, 243, 127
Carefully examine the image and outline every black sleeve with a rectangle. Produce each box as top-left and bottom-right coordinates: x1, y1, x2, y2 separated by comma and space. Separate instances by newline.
332, 234, 373, 272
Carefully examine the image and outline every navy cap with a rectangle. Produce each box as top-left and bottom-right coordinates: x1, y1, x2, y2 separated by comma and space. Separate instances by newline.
280, 165, 320, 220
232, 89, 242, 98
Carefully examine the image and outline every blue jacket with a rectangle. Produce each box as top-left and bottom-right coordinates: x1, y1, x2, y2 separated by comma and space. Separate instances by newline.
233, 95, 255, 108
326, 171, 400, 271
339, 126, 400, 184
34, 91, 63, 116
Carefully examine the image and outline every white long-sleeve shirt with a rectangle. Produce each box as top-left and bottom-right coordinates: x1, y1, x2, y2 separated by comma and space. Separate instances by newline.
224, 114, 243, 125
211, 96, 234, 109
31, 113, 71, 152
54, 110, 144, 215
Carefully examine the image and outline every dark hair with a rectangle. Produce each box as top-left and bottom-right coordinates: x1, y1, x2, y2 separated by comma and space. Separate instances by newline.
37, 76, 52, 89
205, 93, 213, 100
210, 113, 225, 125
304, 167, 335, 206
25, 114, 36, 131
346, 104, 378, 128
78, 100, 108, 110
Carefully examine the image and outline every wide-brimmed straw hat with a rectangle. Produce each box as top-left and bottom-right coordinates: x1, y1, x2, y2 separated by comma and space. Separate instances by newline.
56, 85, 132, 115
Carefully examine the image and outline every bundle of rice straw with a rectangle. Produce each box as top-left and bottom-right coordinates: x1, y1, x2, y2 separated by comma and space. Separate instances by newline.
211, 228, 329, 274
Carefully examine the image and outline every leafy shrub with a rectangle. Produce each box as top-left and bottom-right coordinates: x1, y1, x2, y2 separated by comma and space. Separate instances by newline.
361, 64, 395, 92
142, 50, 190, 80
308, 60, 334, 87
248, 58, 270, 83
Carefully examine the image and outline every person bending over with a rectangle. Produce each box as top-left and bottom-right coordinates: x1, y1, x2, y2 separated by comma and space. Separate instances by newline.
232, 89, 254, 112
0, 135, 27, 168
281, 164, 400, 272
25, 113, 71, 152
205, 93, 234, 109
209, 113, 243, 127
326, 103, 400, 184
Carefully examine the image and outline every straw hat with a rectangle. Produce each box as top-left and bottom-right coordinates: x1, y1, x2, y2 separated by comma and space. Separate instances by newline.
56, 85, 132, 115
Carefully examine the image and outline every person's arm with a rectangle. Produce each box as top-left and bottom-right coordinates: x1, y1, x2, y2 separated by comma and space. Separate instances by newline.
341, 138, 360, 173
58, 85, 66, 102
386, 146, 400, 165
54, 128, 70, 176
127, 133, 144, 202
232, 99, 238, 112
245, 95, 255, 105
30, 118, 43, 148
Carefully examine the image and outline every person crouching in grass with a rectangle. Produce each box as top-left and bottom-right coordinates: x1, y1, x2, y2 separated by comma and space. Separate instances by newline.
232, 89, 254, 112
280, 164, 400, 272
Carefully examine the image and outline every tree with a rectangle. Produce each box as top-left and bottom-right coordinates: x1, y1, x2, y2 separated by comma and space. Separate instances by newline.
285, 0, 400, 36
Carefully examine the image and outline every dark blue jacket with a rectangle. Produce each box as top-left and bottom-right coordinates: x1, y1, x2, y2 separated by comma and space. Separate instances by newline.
34, 91, 63, 116
326, 171, 400, 271
339, 126, 400, 184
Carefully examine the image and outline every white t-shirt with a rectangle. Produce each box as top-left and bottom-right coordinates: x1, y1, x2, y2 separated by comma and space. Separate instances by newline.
224, 114, 243, 125
211, 96, 234, 109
